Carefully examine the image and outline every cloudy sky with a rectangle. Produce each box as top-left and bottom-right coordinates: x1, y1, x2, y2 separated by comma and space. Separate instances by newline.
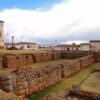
0, 0, 100, 45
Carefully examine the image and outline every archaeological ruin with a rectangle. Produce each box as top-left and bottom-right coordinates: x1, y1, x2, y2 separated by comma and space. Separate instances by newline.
0, 50, 100, 100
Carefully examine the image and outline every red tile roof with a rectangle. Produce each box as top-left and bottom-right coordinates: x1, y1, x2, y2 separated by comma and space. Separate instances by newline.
5, 42, 37, 45
90, 40, 100, 42
80, 43, 90, 46
0, 20, 4, 23
56, 45, 80, 47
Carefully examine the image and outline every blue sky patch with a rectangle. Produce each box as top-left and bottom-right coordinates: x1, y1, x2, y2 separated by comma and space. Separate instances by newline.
0, 0, 62, 11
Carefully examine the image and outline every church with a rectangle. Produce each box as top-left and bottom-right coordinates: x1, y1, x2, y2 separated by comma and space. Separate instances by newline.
0, 20, 4, 49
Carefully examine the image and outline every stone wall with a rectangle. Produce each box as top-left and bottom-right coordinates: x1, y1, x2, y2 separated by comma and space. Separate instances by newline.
94, 51, 100, 62
3, 54, 34, 68
62, 50, 92, 59
44, 88, 100, 100
0, 51, 92, 69
0, 55, 95, 97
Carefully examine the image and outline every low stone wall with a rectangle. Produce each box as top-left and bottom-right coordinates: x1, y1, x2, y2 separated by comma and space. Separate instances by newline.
62, 51, 92, 59
0, 51, 92, 69
94, 51, 100, 62
33, 52, 53, 63
44, 88, 100, 100
0, 55, 95, 97
69, 89, 100, 100
3, 54, 34, 68
52, 52, 62, 60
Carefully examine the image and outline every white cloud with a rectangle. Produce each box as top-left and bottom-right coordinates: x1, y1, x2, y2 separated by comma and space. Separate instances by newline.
0, 0, 100, 44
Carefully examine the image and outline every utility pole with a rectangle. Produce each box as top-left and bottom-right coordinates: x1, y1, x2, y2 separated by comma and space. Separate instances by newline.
12, 36, 14, 47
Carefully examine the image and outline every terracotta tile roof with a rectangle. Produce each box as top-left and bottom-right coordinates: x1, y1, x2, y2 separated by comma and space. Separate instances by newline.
80, 43, 90, 46
90, 40, 100, 42
56, 45, 80, 47
0, 20, 4, 23
19, 42, 36, 45
5, 42, 37, 45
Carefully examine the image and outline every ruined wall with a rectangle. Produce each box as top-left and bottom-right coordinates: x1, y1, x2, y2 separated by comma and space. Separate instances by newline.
0, 55, 95, 97
44, 88, 100, 100
3, 54, 34, 68
62, 51, 92, 59
94, 51, 100, 62
0, 51, 92, 69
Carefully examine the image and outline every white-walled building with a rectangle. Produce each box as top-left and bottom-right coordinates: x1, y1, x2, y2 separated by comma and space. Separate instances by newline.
53, 43, 90, 51
90, 40, 100, 51
5, 42, 39, 50
53, 45, 80, 51
79, 43, 90, 51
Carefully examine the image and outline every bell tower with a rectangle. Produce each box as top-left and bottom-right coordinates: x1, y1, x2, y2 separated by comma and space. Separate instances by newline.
0, 20, 4, 49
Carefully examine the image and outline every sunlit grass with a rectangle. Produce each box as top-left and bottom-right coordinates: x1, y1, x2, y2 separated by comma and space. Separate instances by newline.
0, 50, 48, 55
81, 72, 100, 93
26, 59, 71, 69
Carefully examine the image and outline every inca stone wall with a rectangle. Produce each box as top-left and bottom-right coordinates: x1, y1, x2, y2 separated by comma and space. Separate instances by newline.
0, 55, 95, 97
0, 51, 92, 69
44, 88, 100, 100
94, 51, 100, 62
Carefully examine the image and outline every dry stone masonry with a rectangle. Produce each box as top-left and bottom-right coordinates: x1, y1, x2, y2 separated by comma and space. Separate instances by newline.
0, 51, 95, 97
0, 51, 93, 69
44, 88, 100, 100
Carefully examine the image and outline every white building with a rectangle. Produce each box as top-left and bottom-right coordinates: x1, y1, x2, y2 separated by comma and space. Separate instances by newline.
53, 45, 80, 51
90, 40, 100, 51
53, 44, 90, 51
5, 42, 39, 50
79, 43, 90, 51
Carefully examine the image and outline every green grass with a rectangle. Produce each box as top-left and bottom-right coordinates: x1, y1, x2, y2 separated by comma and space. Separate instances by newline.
29, 63, 97, 100
81, 72, 100, 93
0, 50, 48, 55
26, 59, 71, 69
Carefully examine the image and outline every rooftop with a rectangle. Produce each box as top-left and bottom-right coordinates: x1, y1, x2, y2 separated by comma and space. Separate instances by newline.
0, 20, 4, 23
90, 40, 100, 42
5, 42, 37, 45
56, 45, 80, 47
80, 43, 90, 46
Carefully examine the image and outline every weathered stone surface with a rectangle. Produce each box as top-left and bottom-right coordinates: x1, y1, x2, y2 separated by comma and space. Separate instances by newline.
0, 54, 95, 97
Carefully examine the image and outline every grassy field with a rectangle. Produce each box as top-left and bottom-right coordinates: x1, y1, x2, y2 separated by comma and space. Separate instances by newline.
25, 59, 71, 69
29, 63, 97, 100
0, 50, 48, 55
81, 72, 100, 93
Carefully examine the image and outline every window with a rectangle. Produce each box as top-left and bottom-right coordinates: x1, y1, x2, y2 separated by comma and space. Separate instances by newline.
76, 48, 78, 50
67, 48, 69, 51
27, 45, 30, 48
